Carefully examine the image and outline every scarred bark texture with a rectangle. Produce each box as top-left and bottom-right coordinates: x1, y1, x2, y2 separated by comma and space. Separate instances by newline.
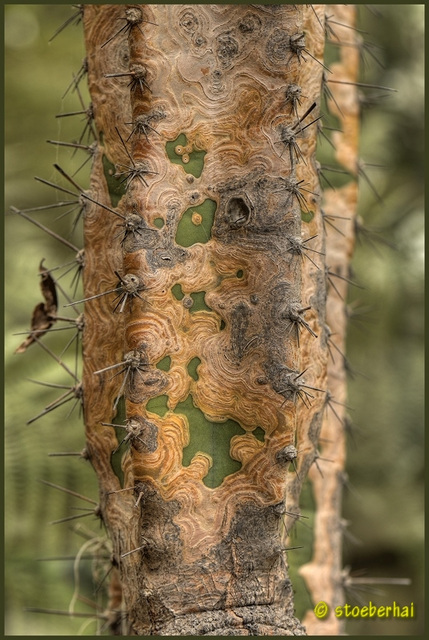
78, 4, 352, 635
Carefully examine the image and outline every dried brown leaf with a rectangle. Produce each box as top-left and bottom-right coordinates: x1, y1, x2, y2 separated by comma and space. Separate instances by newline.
15, 260, 58, 354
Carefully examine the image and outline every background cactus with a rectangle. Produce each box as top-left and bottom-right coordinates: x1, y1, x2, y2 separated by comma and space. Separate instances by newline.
5, 4, 424, 636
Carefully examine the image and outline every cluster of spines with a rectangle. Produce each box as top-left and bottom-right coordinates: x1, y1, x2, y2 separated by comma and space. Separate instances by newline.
11, 5, 162, 630
262, 17, 329, 451
12, 4, 162, 415
280, 4, 396, 472
267, 7, 403, 632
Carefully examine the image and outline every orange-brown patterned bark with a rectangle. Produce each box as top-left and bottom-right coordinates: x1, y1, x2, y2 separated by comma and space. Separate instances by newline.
82, 5, 327, 635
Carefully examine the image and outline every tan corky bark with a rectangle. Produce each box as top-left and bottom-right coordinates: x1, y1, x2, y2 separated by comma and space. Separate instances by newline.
79, 4, 357, 635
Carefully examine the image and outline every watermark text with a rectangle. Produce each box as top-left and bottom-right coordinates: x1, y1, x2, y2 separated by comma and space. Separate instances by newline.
314, 600, 415, 620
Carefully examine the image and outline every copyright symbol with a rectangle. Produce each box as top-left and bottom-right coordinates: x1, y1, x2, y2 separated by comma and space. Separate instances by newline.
314, 601, 329, 619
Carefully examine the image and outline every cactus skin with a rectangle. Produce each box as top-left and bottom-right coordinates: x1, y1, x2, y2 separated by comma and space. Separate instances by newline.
79, 5, 334, 634
12, 3, 361, 635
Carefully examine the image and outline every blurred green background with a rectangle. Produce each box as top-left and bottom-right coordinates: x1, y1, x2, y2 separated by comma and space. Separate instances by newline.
4, 5, 424, 636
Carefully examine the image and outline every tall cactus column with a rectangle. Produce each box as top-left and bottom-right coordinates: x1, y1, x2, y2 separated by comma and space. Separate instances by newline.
82, 5, 326, 635
299, 5, 360, 634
